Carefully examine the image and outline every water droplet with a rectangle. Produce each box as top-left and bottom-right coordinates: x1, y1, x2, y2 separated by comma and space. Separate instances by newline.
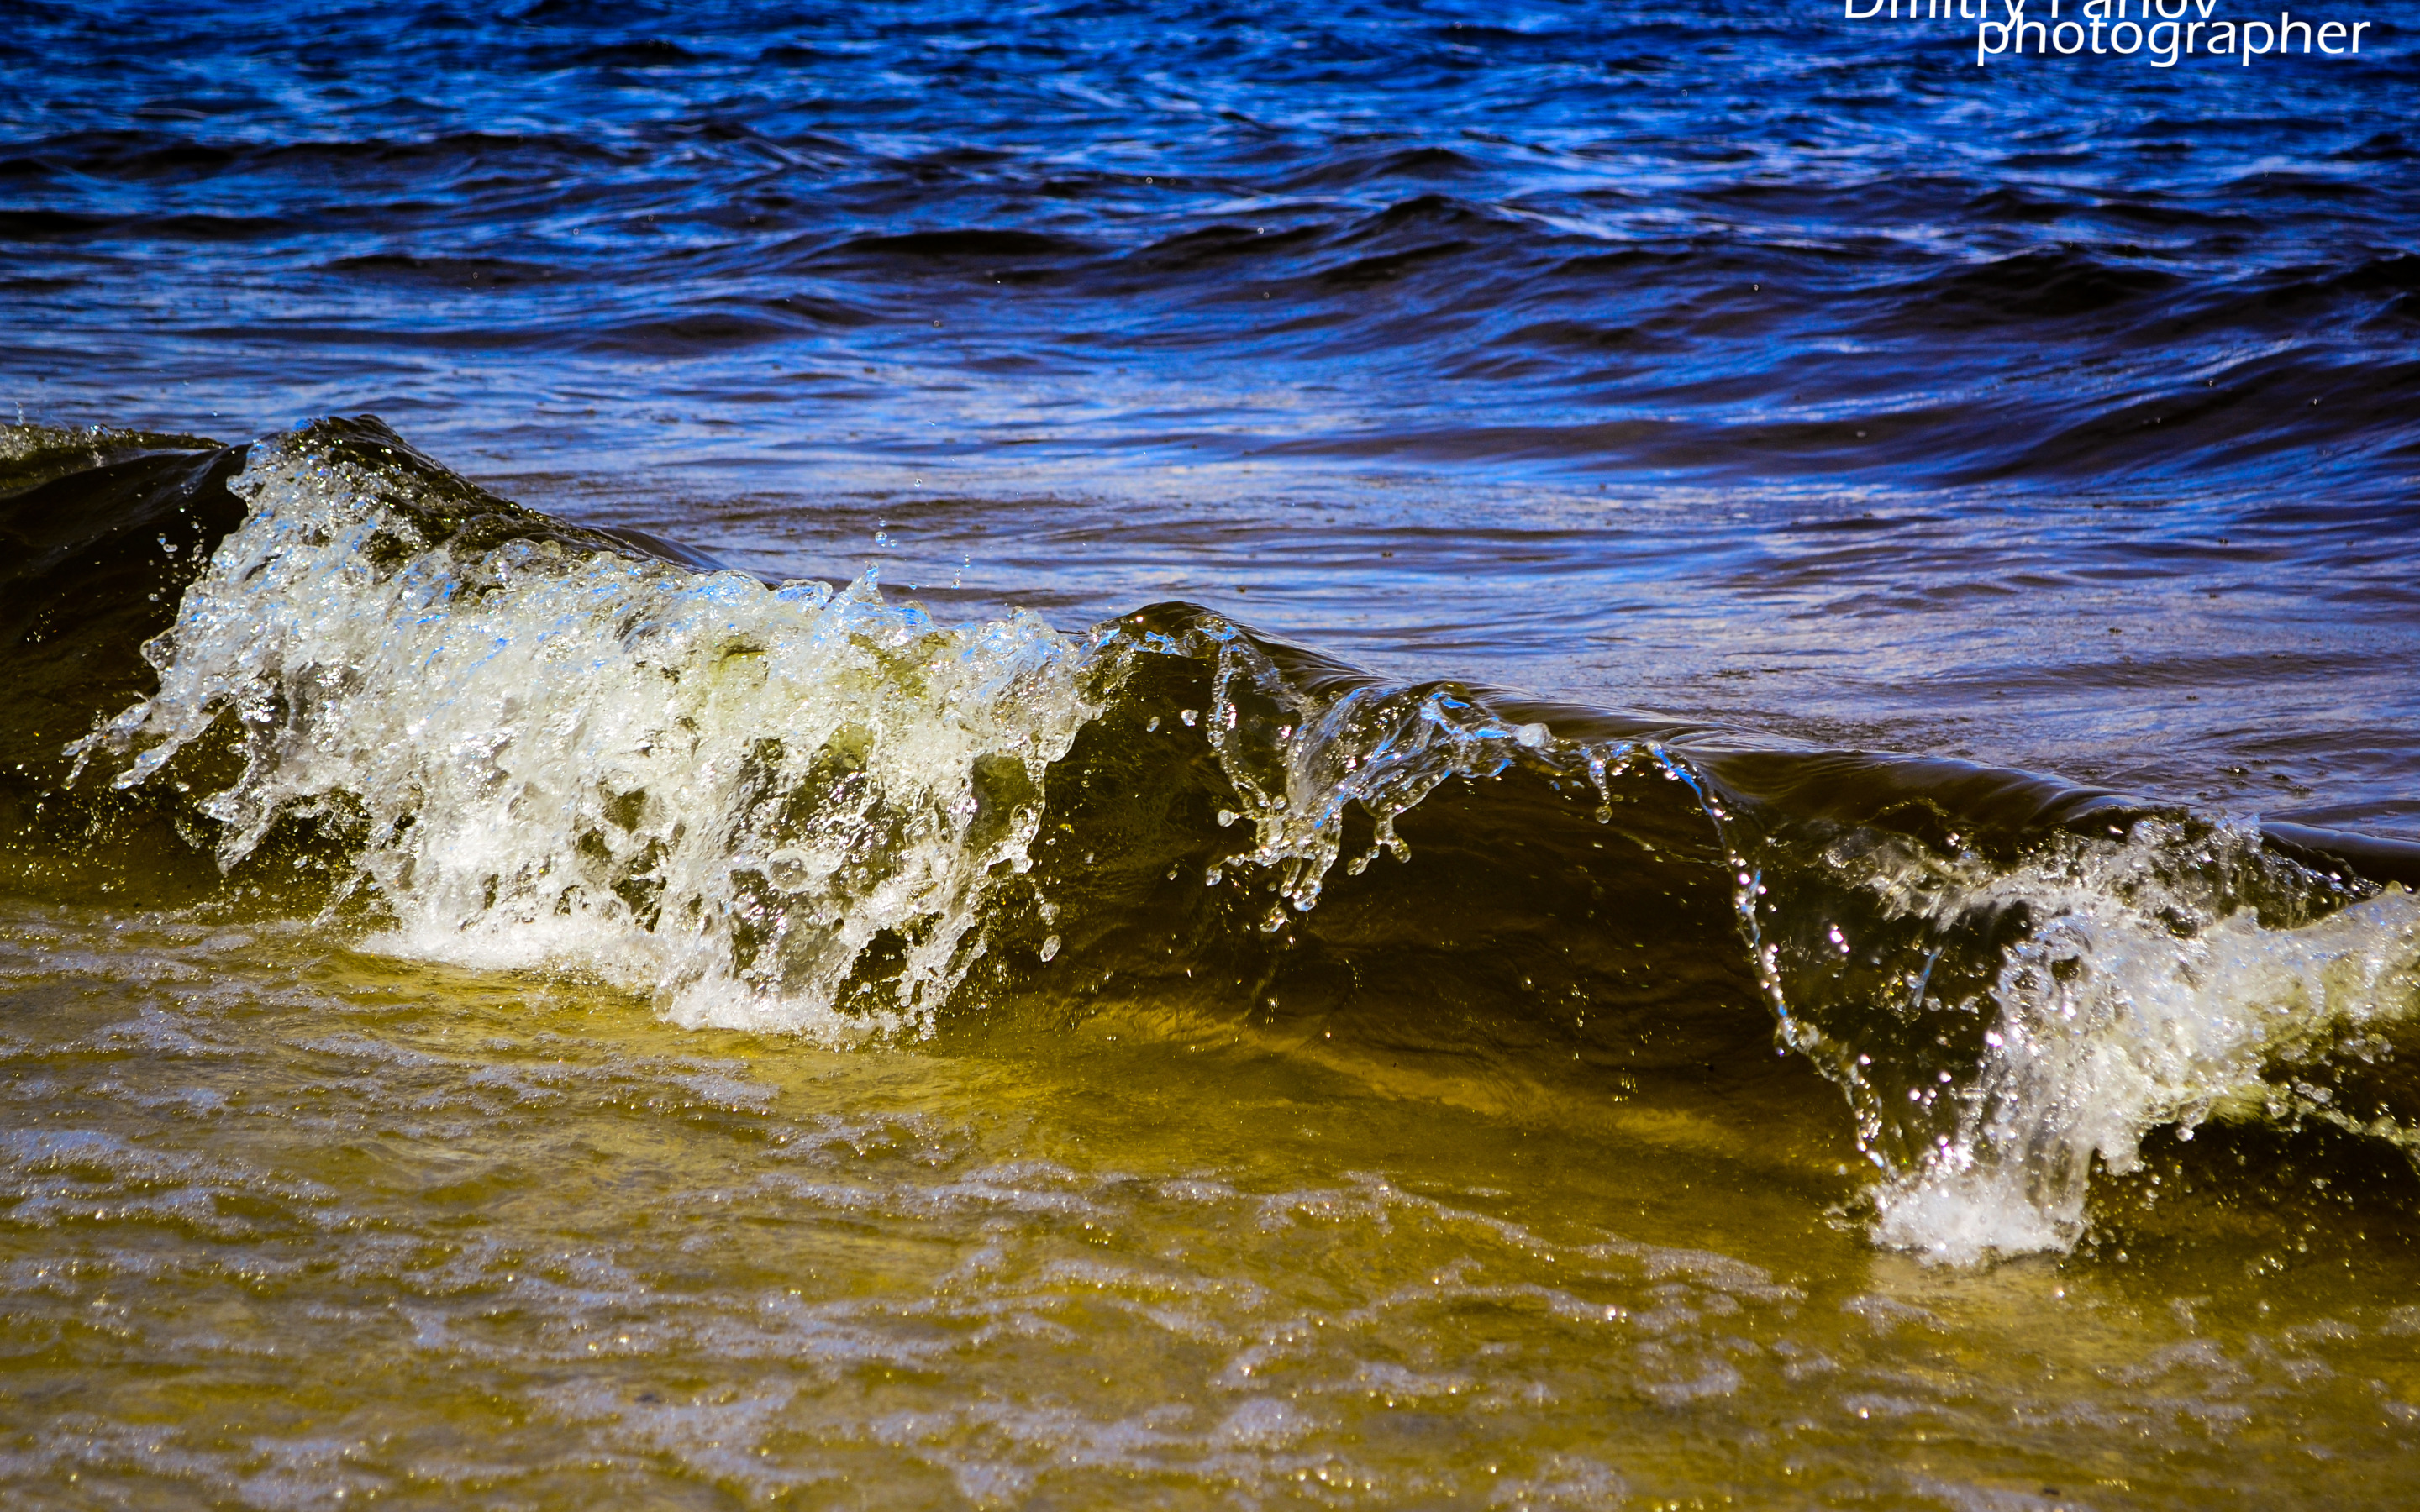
764, 847, 838, 892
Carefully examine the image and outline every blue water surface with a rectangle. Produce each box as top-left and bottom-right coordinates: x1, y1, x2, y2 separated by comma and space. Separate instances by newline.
4, 0, 2417, 829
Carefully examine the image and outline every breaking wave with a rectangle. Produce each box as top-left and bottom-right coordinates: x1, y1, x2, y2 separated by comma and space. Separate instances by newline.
9, 417, 2419, 1263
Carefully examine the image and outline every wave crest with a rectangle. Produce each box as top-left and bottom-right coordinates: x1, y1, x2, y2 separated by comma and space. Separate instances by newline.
71, 418, 1093, 1038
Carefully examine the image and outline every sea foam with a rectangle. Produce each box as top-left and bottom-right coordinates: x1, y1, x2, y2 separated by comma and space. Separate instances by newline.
1832, 822, 2420, 1263
76, 423, 1093, 1039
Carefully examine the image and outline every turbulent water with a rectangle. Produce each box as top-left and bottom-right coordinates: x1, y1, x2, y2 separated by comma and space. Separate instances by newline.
7, 3, 2420, 1508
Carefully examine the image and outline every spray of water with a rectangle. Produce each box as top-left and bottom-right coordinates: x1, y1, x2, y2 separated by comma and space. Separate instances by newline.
72, 423, 1094, 1039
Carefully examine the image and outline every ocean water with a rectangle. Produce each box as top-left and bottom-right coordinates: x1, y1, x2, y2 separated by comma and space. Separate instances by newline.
5, 3, 2420, 1506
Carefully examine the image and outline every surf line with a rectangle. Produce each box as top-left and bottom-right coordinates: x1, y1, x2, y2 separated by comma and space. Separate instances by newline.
1949, 1, 2375, 66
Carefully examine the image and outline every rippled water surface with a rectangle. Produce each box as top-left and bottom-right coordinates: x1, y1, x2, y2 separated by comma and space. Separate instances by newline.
5, 3, 2420, 1507
8, 906, 2420, 1509
8, 2, 2419, 827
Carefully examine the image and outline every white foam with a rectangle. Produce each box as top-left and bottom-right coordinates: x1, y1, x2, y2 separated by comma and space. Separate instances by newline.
1849, 822, 2420, 1263
76, 429, 1093, 1040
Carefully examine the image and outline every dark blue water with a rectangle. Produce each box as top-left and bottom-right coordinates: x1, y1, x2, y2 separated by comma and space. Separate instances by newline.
9, 2, 2416, 491
7, 0, 2418, 834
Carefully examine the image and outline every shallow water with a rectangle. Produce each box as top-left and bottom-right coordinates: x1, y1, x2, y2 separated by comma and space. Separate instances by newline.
8, 904, 2420, 1509
7, 2, 2420, 1506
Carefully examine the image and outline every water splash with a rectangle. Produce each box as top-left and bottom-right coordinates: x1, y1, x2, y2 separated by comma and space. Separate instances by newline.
1803, 821, 2420, 1263
71, 421, 1093, 1039
1086, 607, 1728, 931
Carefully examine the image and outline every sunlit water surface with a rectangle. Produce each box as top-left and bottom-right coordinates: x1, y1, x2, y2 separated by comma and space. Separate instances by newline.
6, 904, 2420, 1509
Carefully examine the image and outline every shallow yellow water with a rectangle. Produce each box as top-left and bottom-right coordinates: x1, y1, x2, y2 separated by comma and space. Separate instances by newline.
3, 901, 2418, 1510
